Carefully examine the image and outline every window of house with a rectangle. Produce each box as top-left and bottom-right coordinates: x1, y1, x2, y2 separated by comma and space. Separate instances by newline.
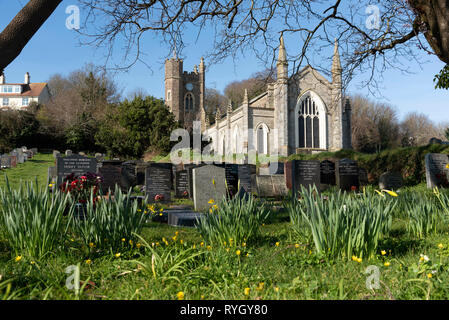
3, 98, 9, 106
22, 98, 29, 106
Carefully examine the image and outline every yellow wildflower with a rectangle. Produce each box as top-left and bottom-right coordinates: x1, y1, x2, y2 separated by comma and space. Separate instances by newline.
275, 242, 280, 247
438, 243, 444, 249
381, 250, 386, 256
384, 261, 390, 267
383, 189, 398, 197
236, 250, 241, 256
180, 239, 184, 245
129, 240, 133, 246
357, 257, 362, 263
121, 238, 126, 242
244, 288, 250, 296
200, 242, 204, 247
136, 243, 142, 249
85, 259, 92, 265
352, 256, 357, 261
115, 253, 121, 258
274, 287, 279, 292
208, 199, 215, 204
242, 242, 246, 247
89, 242, 95, 248
175, 231, 179, 236
257, 282, 265, 291
177, 291, 185, 300
295, 244, 300, 248
427, 273, 433, 279
15, 255, 22, 262
207, 245, 212, 251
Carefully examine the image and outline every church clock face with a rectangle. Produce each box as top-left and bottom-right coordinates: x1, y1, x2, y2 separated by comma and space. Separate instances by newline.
185, 83, 193, 91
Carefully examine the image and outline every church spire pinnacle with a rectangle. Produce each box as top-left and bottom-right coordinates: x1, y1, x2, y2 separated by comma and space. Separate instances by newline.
278, 34, 287, 63
332, 38, 342, 73
277, 34, 288, 81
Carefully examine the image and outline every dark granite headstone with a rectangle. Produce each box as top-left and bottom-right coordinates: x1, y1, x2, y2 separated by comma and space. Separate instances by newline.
425, 153, 449, 188
320, 160, 336, 185
175, 170, 190, 198
237, 164, 256, 193
145, 163, 172, 202
336, 158, 360, 191
56, 154, 98, 186
291, 160, 320, 196
225, 164, 239, 196
358, 167, 369, 186
379, 172, 403, 190
99, 160, 123, 192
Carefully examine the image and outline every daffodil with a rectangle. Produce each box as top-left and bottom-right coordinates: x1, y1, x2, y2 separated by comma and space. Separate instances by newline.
382, 189, 398, 197
177, 291, 185, 300
208, 199, 215, 204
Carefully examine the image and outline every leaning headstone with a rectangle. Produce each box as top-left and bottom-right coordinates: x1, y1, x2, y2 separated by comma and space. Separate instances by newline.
175, 170, 190, 198
56, 154, 98, 186
320, 160, 336, 186
358, 167, 369, 186
53, 150, 61, 158
291, 160, 321, 196
254, 175, 289, 198
336, 158, 360, 191
193, 165, 226, 210
425, 153, 449, 188
379, 172, 403, 190
98, 160, 123, 193
145, 163, 172, 202
65, 150, 73, 156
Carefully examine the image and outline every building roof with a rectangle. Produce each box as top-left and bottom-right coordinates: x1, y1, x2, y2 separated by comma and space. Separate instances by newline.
0, 83, 48, 97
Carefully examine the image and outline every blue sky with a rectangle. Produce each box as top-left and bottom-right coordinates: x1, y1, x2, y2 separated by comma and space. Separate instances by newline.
1, 1, 447, 124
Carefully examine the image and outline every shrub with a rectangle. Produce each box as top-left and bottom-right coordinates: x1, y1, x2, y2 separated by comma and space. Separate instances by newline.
196, 195, 269, 247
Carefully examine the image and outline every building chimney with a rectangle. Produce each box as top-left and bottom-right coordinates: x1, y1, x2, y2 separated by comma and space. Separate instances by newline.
0, 73, 5, 84
24, 72, 30, 84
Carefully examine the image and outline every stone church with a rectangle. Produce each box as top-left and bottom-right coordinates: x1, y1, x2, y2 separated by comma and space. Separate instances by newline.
164, 37, 352, 157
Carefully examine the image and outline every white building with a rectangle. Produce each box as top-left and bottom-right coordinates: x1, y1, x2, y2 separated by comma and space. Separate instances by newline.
0, 72, 51, 110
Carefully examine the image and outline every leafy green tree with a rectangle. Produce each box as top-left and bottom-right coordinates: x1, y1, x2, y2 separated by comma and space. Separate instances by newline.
434, 65, 449, 90
96, 95, 179, 158
0, 110, 40, 152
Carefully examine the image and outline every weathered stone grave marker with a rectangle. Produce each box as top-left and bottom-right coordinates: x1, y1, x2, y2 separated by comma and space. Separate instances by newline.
379, 172, 403, 190
336, 158, 360, 191
56, 154, 98, 186
98, 160, 123, 192
193, 165, 226, 210
145, 163, 172, 202
425, 153, 449, 188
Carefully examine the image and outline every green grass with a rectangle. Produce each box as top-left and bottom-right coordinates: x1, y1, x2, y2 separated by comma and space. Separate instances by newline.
2, 151, 449, 299
0, 153, 54, 190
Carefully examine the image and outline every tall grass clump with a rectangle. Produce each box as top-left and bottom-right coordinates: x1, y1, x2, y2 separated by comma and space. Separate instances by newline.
404, 194, 446, 238
287, 186, 395, 260
196, 194, 269, 246
0, 177, 72, 259
70, 187, 147, 251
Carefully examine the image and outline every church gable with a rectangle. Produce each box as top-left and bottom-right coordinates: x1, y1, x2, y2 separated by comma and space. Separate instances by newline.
248, 92, 270, 109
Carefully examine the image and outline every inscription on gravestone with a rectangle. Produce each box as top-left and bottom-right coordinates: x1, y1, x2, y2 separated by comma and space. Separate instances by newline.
292, 160, 320, 196
425, 153, 449, 188
145, 163, 172, 202
175, 170, 190, 198
336, 158, 359, 191
237, 164, 256, 193
225, 164, 239, 195
56, 154, 98, 186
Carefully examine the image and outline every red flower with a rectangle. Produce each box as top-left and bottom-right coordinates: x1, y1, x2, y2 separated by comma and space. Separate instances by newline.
154, 194, 164, 201
351, 186, 357, 191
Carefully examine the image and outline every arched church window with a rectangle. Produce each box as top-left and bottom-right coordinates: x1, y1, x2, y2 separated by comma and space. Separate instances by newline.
298, 96, 320, 149
185, 93, 194, 112
256, 124, 269, 155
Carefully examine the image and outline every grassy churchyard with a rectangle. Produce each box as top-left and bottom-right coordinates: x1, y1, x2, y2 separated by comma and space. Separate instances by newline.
1, 152, 449, 300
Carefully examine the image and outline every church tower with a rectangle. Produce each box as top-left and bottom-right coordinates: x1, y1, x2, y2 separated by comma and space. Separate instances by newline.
164, 55, 205, 131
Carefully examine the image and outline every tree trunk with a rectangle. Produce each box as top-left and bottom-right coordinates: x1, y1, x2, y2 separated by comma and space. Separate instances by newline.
0, 0, 63, 74
410, 0, 449, 64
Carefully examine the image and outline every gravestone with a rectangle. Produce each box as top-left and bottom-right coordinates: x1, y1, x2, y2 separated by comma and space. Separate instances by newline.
336, 158, 360, 191
425, 153, 449, 188
16, 150, 24, 163
175, 170, 190, 198
47, 166, 57, 184
24, 150, 33, 160
259, 162, 284, 175
358, 167, 369, 186
121, 161, 138, 189
167, 210, 204, 227
56, 154, 98, 186
254, 175, 289, 198
185, 163, 206, 198
1, 155, 11, 168
30, 148, 38, 154
320, 160, 336, 186
10, 155, 17, 168
145, 163, 172, 202
98, 160, 123, 193
225, 164, 239, 196
379, 172, 403, 190
291, 160, 321, 196
53, 150, 61, 158
95, 153, 104, 162
237, 164, 256, 193
192, 165, 226, 210
65, 150, 73, 156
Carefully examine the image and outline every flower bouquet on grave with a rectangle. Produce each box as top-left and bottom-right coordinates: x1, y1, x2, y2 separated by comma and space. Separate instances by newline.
154, 194, 165, 202
59, 172, 103, 212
